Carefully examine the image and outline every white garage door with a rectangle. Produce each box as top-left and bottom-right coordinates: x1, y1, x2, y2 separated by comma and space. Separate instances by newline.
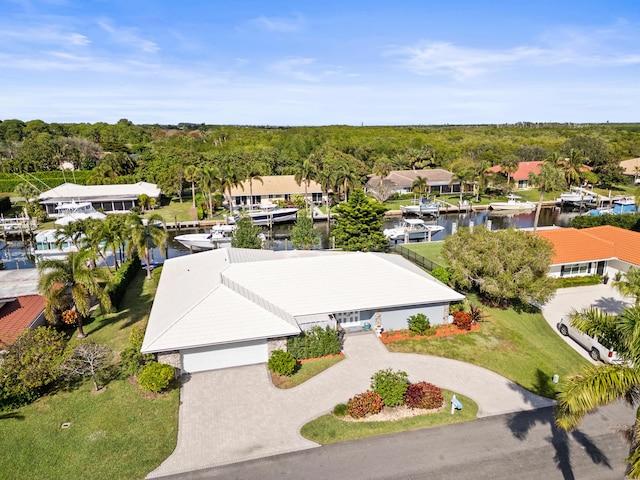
181, 339, 268, 373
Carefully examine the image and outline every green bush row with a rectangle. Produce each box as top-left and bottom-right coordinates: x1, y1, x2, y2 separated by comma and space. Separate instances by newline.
555, 274, 603, 289
0, 171, 94, 192
105, 256, 142, 309
568, 212, 640, 232
286, 326, 342, 360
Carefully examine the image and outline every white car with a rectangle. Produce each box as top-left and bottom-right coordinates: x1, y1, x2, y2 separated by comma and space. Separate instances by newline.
557, 317, 622, 364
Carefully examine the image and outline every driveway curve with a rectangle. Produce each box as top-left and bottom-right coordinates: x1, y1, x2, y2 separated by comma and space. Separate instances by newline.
148, 333, 554, 478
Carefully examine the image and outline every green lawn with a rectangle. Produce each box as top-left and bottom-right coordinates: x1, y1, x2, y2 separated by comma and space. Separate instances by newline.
301, 390, 477, 444
401, 241, 447, 267
387, 299, 589, 397
272, 355, 345, 389
0, 270, 180, 480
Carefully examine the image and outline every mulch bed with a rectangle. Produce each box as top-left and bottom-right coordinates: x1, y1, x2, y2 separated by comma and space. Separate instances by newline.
299, 353, 344, 364
380, 323, 481, 344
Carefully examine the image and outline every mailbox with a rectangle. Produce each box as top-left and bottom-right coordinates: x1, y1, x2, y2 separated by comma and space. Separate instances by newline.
451, 395, 463, 410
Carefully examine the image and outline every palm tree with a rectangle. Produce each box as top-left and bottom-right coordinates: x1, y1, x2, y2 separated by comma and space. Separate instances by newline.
560, 149, 585, 188
38, 249, 112, 338
184, 165, 200, 208
315, 169, 335, 221
294, 157, 317, 213
100, 214, 126, 271
126, 213, 168, 280
218, 163, 241, 214
614, 267, 640, 305
556, 305, 640, 477
336, 163, 360, 203
243, 162, 265, 212
14, 182, 40, 202
528, 162, 565, 235
198, 165, 217, 218
500, 155, 520, 188
411, 175, 428, 198
54, 221, 87, 250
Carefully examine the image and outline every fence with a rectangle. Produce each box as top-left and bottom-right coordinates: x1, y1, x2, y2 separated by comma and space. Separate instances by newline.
392, 244, 442, 272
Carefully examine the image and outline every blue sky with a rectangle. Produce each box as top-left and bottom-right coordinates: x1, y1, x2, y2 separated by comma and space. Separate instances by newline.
2, 0, 640, 125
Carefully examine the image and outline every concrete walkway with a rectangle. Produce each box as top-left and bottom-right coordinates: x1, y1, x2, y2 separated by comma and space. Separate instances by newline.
541, 283, 633, 363
148, 334, 554, 478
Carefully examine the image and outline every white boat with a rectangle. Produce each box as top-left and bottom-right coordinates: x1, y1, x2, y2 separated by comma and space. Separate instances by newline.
489, 195, 535, 211
174, 224, 236, 251
400, 198, 440, 216
560, 187, 596, 204
54, 201, 106, 225
383, 218, 445, 242
246, 202, 299, 226
32, 229, 79, 261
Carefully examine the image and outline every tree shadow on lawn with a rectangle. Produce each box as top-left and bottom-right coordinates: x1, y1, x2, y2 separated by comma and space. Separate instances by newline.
0, 411, 25, 421
506, 370, 612, 480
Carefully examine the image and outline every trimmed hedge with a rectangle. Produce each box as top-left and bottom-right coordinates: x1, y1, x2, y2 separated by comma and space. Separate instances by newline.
569, 212, 640, 232
105, 256, 142, 309
267, 350, 297, 376
286, 326, 342, 360
555, 274, 602, 289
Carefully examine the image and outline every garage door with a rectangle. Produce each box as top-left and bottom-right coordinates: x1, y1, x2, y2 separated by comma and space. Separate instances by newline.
181, 339, 268, 373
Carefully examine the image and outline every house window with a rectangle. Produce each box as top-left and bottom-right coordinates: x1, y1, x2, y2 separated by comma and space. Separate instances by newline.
517, 180, 528, 189
561, 262, 591, 277
334, 311, 359, 325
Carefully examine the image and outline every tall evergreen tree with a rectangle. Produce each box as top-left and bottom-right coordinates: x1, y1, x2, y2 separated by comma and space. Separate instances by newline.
332, 190, 387, 252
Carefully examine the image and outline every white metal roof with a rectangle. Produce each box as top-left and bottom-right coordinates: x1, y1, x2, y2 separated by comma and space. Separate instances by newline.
38, 182, 161, 203
142, 248, 464, 354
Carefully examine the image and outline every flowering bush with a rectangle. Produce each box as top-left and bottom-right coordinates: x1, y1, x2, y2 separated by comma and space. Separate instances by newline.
61, 309, 78, 325
347, 390, 384, 418
404, 382, 444, 410
452, 310, 473, 331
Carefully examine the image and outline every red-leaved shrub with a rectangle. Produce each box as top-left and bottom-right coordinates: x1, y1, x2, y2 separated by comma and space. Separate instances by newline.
347, 390, 384, 418
404, 382, 444, 410
452, 311, 473, 330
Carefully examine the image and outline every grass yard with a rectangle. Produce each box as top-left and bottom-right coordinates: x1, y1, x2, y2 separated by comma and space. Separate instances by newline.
387, 298, 589, 398
0, 269, 180, 480
401, 241, 447, 267
271, 355, 345, 389
301, 390, 477, 444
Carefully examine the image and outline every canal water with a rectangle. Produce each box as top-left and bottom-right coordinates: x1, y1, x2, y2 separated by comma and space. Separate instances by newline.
0, 207, 579, 269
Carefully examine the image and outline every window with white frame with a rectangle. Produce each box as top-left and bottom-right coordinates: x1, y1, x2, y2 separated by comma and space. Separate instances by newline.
561, 262, 591, 277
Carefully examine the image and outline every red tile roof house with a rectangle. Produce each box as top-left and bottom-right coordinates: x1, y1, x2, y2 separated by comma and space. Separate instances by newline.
536, 226, 640, 278
0, 295, 47, 352
489, 162, 543, 189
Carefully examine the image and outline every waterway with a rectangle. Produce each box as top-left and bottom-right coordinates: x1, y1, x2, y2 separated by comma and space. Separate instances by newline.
0, 206, 579, 269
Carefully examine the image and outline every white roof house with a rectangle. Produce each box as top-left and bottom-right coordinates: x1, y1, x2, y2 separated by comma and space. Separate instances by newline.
143, 248, 464, 373
38, 182, 161, 215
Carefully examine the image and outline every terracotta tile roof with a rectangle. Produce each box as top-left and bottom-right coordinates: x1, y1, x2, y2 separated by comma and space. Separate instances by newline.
582, 226, 640, 267
536, 228, 616, 265
0, 295, 46, 347
229, 175, 322, 196
489, 162, 543, 181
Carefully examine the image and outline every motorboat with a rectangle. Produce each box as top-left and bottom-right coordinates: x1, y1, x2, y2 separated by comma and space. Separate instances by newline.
32, 229, 79, 261
246, 201, 299, 226
174, 224, 236, 251
54, 201, 106, 225
489, 195, 535, 211
400, 197, 441, 216
588, 198, 637, 216
559, 187, 596, 204
383, 218, 445, 242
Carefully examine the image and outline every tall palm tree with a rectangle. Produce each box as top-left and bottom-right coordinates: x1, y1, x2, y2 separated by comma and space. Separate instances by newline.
336, 163, 360, 203
218, 163, 242, 214
294, 157, 317, 213
38, 249, 112, 338
411, 175, 428, 198
500, 155, 520, 188
184, 165, 200, 208
100, 214, 126, 271
556, 305, 640, 477
315, 169, 335, 221
126, 213, 168, 280
528, 162, 565, 235
614, 267, 640, 305
243, 161, 265, 212
561, 149, 585, 188
54, 221, 87, 250
198, 165, 217, 218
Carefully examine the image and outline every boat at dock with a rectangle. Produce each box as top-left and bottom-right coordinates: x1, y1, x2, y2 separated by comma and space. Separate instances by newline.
489, 194, 535, 211
31, 229, 80, 261
53, 201, 106, 226
400, 197, 441, 216
174, 224, 237, 251
588, 197, 637, 216
383, 218, 445, 242
559, 187, 596, 205
245, 202, 299, 226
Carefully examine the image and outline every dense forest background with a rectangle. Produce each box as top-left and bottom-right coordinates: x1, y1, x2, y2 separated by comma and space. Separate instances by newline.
0, 118, 638, 195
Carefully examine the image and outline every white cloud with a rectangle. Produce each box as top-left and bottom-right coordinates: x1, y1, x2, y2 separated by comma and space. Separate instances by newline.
0, 27, 90, 46
97, 19, 159, 54
251, 14, 303, 33
270, 57, 343, 82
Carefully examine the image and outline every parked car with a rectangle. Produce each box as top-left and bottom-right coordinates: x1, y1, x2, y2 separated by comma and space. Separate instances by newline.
557, 317, 622, 364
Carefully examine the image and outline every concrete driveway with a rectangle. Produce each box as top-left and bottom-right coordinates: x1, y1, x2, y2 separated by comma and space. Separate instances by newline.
148, 333, 554, 478
541, 283, 633, 363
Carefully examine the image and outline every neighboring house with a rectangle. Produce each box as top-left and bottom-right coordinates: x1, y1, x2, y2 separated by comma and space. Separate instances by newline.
620, 158, 640, 184
489, 162, 543, 189
0, 295, 47, 351
228, 175, 323, 208
38, 182, 161, 216
366, 169, 460, 197
142, 248, 464, 373
536, 226, 640, 278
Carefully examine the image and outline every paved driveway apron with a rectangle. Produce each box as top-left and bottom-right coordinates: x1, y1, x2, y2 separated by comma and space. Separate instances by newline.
541, 284, 633, 363
148, 334, 554, 478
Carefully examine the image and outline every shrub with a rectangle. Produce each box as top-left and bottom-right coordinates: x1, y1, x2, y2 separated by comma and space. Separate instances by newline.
286, 326, 342, 360
404, 382, 444, 410
370, 368, 408, 407
452, 311, 473, 331
469, 304, 488, 323
555, 274, 602, 289
120, 327, 155, 377
430, 266, 451, 285
105, 257, 142, 309
333, 403, 348, 416
347, 390, 384, 418
407, 313, 430, 335
267, 350, 297, 376
138, 362, 174, 393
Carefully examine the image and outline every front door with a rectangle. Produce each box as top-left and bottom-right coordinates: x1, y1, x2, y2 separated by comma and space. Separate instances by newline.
596, 261, 605, 276
334, 311, 360, 328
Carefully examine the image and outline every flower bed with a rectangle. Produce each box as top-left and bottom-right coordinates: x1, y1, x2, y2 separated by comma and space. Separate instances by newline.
380, 323, 481, 344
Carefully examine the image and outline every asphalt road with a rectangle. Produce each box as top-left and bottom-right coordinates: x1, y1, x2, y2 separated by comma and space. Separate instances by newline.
160, 402, 635, 480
